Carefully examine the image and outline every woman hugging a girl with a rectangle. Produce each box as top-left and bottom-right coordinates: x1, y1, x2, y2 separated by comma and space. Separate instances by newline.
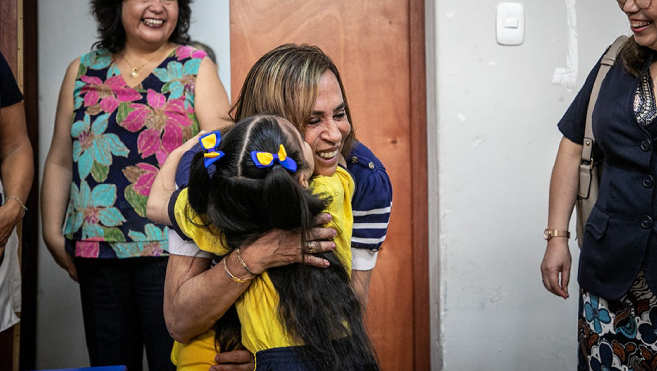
167, 114, 378, 371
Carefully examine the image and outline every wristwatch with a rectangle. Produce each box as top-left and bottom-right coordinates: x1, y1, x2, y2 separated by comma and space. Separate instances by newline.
543, 228, 570, 241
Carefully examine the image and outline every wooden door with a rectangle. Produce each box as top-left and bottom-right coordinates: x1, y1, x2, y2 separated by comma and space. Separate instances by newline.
230, 1, 429, 369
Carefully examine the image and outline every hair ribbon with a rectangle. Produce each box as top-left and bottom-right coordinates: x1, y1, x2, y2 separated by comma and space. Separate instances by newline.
199, 131, 225, 168
251, 144, 297, 172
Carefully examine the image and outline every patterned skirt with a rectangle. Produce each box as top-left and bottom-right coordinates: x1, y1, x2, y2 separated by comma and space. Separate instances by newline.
578, 271, 657, 370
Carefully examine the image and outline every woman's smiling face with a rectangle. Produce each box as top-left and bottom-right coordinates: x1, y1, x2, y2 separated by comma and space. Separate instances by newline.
620, 0, 657, 50
121, 0, 178, 47
303, 71, 351, 177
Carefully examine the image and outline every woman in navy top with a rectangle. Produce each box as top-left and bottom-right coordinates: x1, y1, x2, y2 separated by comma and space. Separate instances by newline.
147, 44, 392, 369
541, 1, 657, 369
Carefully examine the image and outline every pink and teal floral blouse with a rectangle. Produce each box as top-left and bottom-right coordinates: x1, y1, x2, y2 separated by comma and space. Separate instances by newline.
63, 45, 207, 259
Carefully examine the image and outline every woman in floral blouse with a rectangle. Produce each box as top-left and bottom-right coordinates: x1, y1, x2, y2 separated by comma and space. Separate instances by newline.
41, 0, 229, 369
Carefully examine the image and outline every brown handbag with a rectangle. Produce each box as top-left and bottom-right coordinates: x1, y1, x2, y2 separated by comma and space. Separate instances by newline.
575, 35, 628, 248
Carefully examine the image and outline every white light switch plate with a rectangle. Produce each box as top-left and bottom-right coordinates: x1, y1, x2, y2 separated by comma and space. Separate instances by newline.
497, 3, 524, 46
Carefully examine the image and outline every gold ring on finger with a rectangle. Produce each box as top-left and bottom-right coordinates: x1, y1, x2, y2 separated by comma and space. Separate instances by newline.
306, 241, 315, 254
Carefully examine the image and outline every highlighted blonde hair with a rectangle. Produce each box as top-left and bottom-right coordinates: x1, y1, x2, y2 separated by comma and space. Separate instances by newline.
230, 43, 356, 156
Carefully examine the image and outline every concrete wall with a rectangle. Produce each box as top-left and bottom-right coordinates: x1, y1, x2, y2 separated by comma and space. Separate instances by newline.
36, 1, 230, 368
430, 1, 628, 370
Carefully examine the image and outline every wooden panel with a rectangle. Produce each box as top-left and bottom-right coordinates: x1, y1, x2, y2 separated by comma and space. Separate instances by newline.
231, 1, 427, 369
0, 0, 19, 72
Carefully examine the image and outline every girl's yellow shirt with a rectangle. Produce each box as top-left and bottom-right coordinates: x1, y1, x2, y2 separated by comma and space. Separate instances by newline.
171, 167, 354, 365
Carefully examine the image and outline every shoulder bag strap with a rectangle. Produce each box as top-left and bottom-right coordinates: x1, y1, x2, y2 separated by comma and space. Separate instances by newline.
582, 35, 628, 166
578, 35, 628, 198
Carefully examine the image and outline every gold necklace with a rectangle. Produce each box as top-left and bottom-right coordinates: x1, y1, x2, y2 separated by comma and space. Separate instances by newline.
122, 45, 168, 79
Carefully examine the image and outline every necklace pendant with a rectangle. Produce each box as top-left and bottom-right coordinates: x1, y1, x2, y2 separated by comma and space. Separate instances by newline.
130, 67, 139, 78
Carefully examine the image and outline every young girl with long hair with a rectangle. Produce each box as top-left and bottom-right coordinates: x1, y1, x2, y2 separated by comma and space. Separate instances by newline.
169, 114, 378, 370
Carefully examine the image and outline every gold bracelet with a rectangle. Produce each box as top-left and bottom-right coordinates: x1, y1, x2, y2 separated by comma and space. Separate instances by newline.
223, 255, 250, 284
6, 196, 27, 215
235, 248, 256, 276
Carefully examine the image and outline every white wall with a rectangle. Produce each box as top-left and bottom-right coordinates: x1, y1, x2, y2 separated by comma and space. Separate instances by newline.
36, 1, 230, 368
431, 1, 627, 370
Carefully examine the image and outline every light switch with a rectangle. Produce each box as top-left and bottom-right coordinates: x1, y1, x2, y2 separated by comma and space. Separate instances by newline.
503, 18, 519, 28
497, 3, 524, 46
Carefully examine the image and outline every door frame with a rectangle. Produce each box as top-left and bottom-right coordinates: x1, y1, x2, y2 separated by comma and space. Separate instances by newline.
21, 1, 40, 368
410, 0, 430, 369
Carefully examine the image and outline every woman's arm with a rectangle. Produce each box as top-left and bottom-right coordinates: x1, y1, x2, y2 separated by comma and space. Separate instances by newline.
165, 223, 338, 342
151, 136, 339, 341
540, 136, 582, 299
351, 270, 373, 307
164, 252, 249, 343
0, 101, 33, 257
194, 57, 231, 131
41, 58, 79, 281
346, 143, 393, 307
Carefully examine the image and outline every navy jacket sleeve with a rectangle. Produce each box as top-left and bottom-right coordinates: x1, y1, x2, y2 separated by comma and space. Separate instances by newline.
557, 53, 607, 144
175, 143, 203, 188
346, 142, 393, 252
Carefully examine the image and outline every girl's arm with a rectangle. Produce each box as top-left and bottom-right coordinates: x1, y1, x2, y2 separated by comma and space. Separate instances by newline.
146, 132, 200, 225
540, 136, 581, 299
41, 59, 79, 281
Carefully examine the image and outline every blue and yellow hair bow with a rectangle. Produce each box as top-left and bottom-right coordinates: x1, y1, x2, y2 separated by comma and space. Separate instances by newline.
251, 144, 297, 172
199, 131, 225, 168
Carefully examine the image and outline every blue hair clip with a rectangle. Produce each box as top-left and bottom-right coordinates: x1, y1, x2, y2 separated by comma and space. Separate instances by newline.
199, 131, 225, 169
251, 144, 297, 172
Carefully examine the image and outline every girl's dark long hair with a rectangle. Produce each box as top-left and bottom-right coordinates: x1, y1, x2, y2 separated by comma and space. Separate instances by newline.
187, 115, 377, 370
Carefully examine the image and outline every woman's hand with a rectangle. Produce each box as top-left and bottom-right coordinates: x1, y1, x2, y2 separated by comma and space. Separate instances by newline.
0, 200, 22, 248
44, 232, 78, 282
540, 136, 581, 300
240, 213, 338, 274
0, 201, 21, 262
540, 238, 571, 299
210, 350, 255, 371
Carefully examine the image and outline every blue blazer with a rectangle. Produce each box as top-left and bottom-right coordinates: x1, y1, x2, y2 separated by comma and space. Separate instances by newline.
559, 49, 657, 300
